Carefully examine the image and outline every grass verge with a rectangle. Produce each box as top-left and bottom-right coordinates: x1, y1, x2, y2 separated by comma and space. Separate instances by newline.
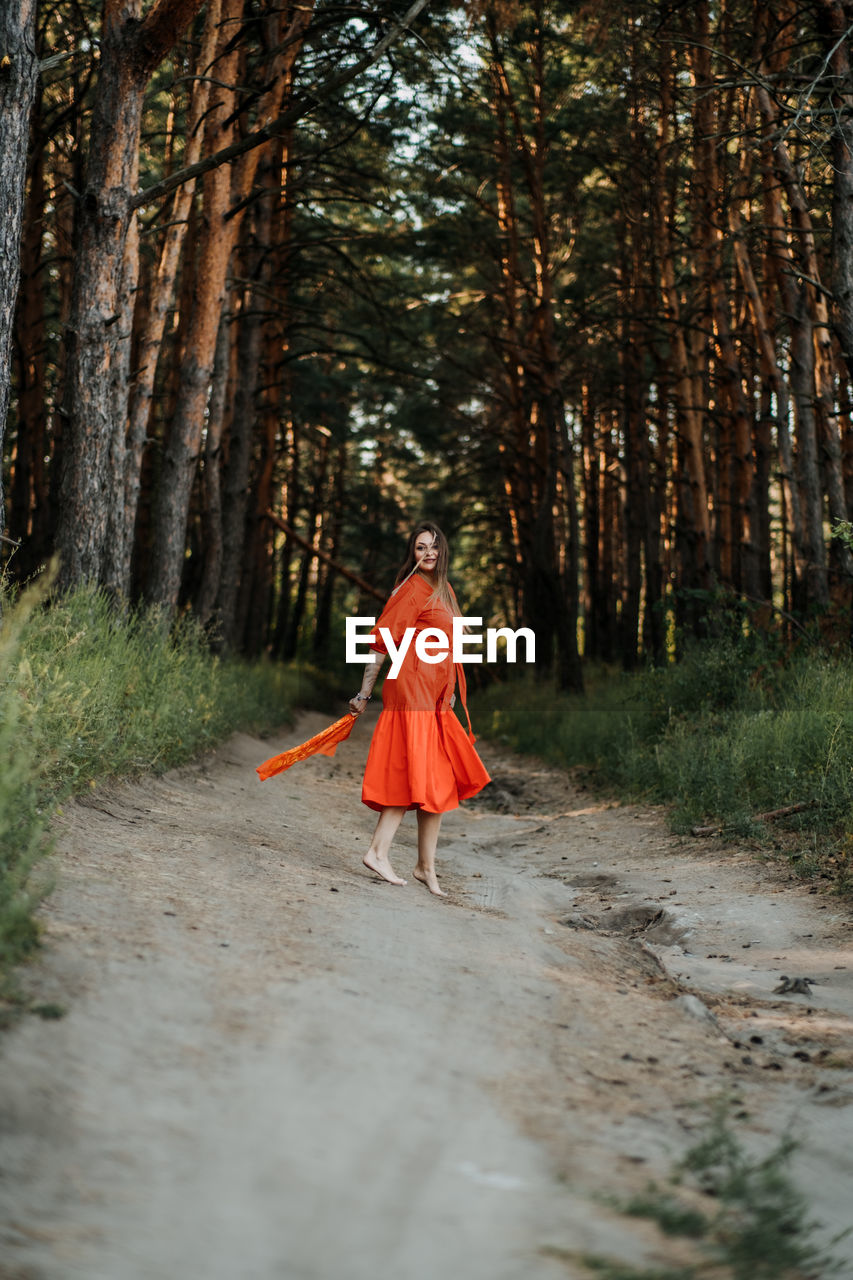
471, 632, 853, 889
570, 1101, 848, 1279
0, 584, 334, 992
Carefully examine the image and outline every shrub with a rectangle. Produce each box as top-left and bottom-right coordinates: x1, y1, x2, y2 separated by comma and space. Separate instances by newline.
470, 637, 853, 877
0, 584, 329, 987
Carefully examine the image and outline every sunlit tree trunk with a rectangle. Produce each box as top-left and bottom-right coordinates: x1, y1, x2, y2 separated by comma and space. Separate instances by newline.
486, 8, 582, 689
146, 0, 242, 610
818, 0, 853, 384
123, 0, 222, 598
147, 0, 314, 613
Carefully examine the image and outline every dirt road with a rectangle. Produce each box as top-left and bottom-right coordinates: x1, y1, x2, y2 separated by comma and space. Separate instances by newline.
2, 709, 852, 1279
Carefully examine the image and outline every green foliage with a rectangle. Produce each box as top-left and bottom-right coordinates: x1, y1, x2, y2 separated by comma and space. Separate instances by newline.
0, 587, 51, 975
0, 585, 327, 989
579, 1263, 694, 1280
621, 1194, 707, 1240
581, 1103, 846, 1280
471, 634, 853, 879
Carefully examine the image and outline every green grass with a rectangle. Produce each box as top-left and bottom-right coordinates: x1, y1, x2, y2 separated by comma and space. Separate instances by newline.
0, 583, 333, 989
578, 1102, 848, 1279
471, 631, 853, 885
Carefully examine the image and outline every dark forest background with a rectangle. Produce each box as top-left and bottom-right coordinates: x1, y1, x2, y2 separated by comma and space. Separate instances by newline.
4, 0, 853, 690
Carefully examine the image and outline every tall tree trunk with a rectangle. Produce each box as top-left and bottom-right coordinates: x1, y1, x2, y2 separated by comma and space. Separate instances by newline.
818, 0, 853, 381
217, 145, 285, 650
123, 0, 222, 598
313, 443, 347, 662
196, 303, 233, 628
760, 149, 828, 607
55, 0, 204, 595
274, 418, 298, 656
240, 265, 290, 657
0, 0, 38, 565
757, 73, 849, 593
729, 197, 808, 599
643, 392, 668, 665
147, 0, 313, 614
620, 46, 651, 669
146, 0, 242, 610
10, 121, 48, 578
580, 381, 602, 659
598, 414, 620, 662
486, 11, 582, 689
217, 277, 263, 644
655, 56, 711, 597
282, 433, 329, 660
621, 242, 647, 669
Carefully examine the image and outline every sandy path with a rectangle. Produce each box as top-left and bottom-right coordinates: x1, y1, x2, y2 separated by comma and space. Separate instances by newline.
1, 708, 852, 1279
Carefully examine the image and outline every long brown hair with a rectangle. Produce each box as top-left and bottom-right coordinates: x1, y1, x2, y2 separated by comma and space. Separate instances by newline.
393, 521, 457, 612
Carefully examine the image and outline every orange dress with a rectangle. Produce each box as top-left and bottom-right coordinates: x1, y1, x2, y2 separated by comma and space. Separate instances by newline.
361, 573, 491, 814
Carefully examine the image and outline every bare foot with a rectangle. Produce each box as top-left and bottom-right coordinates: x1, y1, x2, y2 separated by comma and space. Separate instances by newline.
363, 852, 407, 886
412, 867, 447, 897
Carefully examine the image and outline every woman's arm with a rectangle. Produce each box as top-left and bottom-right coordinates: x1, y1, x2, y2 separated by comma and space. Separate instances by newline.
349, 652, 387, 715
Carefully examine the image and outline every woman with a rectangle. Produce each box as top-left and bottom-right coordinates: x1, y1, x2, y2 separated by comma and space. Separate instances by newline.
349, 522, 490, 896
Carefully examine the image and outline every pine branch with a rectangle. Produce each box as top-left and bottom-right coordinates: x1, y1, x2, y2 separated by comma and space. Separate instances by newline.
131, 0, 434, 211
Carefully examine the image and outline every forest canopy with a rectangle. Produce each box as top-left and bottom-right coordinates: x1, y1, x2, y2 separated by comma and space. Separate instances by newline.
3, 0, 853, 688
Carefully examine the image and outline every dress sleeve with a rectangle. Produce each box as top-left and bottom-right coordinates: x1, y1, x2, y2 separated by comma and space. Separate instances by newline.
370, 579, 423, 653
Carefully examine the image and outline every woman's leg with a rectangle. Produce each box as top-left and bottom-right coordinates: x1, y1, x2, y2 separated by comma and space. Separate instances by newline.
363, 807, 407, 885
413, 809, 446, 896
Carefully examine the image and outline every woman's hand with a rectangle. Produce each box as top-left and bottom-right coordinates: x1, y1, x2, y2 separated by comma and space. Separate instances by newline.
351, 656, 383, 714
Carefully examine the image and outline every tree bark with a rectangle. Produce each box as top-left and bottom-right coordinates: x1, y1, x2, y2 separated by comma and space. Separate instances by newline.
55, 0, 204, 595
9, 117, 48, 578
760, 143, 828, 607
146, 1, 241, 610
282, 433, 329, 660
312, 442, 347, 662
485, 11, 582, 689
817, 0, 853, 380
218, 132, 289, 650
655, 54, 711, 596
0, 0, 38, 563
757, 76, 849, 593
123, 0, 222, 598
196, 302, 233, 628
147, 0, 314, 613
729, 197, 808, 599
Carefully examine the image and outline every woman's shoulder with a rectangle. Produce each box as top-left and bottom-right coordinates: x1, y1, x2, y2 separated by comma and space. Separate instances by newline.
388, 572, 429, 601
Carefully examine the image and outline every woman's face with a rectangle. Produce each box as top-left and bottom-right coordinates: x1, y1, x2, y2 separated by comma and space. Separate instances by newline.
414, 531, 438, 576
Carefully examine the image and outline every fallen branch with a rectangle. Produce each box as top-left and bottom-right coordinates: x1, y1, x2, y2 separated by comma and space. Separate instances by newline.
263, 511, 384, 601
691, 800, 815, 838
755, 801, 813, 822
